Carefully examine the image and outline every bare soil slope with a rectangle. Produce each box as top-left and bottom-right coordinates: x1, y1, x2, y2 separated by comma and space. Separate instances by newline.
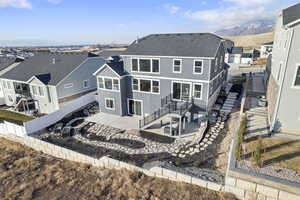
225, 32, 274, 49
0, 138, 236, 200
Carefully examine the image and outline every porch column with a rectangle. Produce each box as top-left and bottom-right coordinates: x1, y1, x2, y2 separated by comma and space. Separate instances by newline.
169, 117, 173, 136
178, 117, 182, 138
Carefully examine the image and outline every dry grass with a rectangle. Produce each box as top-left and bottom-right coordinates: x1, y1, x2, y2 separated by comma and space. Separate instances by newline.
0, 109, 34, 125
245, 137, 300, 172
224, 32, 274, 49
0, 138, 237, 200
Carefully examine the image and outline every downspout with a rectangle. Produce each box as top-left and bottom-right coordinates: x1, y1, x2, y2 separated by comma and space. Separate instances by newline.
270, 28, 294, 133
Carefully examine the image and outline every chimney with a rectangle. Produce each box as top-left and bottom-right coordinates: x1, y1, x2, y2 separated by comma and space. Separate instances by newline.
52, 58, 56, 64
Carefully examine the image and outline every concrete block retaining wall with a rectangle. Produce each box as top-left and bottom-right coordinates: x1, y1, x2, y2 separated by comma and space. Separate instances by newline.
19, 135, 224, 192
225, 139, 300, 200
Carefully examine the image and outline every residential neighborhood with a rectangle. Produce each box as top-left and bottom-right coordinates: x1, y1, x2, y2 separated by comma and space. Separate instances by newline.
0, 1, 300, 200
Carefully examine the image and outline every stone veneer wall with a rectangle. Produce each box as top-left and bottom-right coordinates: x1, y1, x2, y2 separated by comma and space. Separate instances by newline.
225, 139, 300, 200
2, 135, 224, 193
266, 74, 279, 128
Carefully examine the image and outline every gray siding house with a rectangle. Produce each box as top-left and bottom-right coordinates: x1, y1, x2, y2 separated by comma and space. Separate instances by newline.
94, 33, 228, 135
267, 3, 300, 135
0, 52, 105, 114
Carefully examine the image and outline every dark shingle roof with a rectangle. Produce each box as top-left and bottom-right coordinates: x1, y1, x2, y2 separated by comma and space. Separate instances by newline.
98, 50, 124, 60
231, 47, 243, 54
106, 61, 127, 76
0, 52, 99, 85
0, 57, 23, 71
283, 3, 300, 26
122, 33, 223, 58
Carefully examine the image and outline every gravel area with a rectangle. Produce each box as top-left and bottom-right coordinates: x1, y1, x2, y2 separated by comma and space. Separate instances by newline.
144, 161, 225, 184
237, 160, 300, 184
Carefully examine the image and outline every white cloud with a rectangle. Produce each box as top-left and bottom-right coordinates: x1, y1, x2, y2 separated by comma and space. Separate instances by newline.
163, 4, 180, 14
223, 0, 273, 7
0, 0, 32, 9
185, 6, 277, 30
47, 0, 63, 4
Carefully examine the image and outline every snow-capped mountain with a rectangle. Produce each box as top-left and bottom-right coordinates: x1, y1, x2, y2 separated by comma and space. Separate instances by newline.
215, 20, 275, 36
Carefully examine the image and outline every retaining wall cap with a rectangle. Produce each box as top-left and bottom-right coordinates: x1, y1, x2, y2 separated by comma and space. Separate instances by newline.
278, 191, 300, 200
256, 184, 279, 199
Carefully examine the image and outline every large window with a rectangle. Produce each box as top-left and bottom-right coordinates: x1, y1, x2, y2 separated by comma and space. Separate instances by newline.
105, 98, 115, 110
98, 77, 119, 91
172, 82, 191, 101
194, 60, 203, 74
173, 59, 181, 73
140, 79, 151, 92
132, 78, 160, 94
131, 58, 160, 73
194, 84, 202, 99
294, 65, 300, 86
140, 59, 151, 72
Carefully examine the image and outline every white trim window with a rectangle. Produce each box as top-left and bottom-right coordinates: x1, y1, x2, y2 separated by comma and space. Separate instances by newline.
105, 98, 115, 110
131, 58, 160, 73
193, 84, 202, 99
293, 65, 300, 87
98, 77, 120, 91
83, 80, 89, 88
64, 83, 73, 89
194, 60, 203, 74
132, 78, 160, 94
132, 78, 139, 91
31, 85, 37, 96
112, 79, 119, 90
38, 86, 44, 97
173, 59, 181, 73
98, 77, 104, 89
132, 58, 139, 72
152, 80, 160, 94
7, 81, 12, 90
2, 81, 7, 89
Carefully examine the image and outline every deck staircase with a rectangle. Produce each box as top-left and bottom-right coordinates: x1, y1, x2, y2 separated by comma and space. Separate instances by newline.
139, 94, 194, 130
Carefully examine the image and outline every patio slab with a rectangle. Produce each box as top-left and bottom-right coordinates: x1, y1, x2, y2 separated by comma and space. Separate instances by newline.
85, 112, 141, 130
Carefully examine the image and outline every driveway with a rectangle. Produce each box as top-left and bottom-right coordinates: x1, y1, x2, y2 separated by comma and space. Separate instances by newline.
85, 112, 141, 130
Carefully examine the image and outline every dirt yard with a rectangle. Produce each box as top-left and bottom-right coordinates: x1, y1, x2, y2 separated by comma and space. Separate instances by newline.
0, 138, 237, 200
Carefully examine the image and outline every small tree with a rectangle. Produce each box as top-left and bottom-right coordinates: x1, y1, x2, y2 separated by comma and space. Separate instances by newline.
252, 137, 264, 168
235, 115, 247, 160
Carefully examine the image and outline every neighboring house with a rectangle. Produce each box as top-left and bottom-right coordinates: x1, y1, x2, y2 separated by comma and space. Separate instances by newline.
0, 56, 25, 105
260, 41, 273, 58
224, 40, 235, 64
267, 3, 300, 135
0, 52, 105, 114
225, 47, 243, 64
94, 33, 228, 135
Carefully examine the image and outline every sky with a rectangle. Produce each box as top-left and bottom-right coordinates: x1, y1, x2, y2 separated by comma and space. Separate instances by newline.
0, 0, 298, 45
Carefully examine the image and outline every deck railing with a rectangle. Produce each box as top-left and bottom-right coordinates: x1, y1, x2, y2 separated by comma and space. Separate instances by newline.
139, 97, 194, 129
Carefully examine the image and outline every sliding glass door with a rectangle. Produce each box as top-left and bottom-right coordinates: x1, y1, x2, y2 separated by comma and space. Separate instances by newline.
172, 82, 191, 101
128, 99, 142, 116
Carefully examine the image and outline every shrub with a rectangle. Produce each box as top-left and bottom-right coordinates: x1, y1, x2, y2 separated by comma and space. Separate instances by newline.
175, 160, 182, 167
235, 115, 247, 160
252, 137, 264, 168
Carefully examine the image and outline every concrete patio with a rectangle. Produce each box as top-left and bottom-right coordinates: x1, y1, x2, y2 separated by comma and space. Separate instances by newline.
85, 112, 141, 130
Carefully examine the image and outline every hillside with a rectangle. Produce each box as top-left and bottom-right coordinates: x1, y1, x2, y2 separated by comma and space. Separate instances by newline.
224, 32, 274, 49
0, 138, 237, 200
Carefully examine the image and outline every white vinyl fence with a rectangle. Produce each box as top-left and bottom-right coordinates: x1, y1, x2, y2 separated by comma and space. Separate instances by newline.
24, 92, 97, 134
0, 121, 26, 137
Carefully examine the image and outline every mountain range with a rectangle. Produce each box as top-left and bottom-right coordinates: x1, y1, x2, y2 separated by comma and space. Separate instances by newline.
215, 19, 275, 36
